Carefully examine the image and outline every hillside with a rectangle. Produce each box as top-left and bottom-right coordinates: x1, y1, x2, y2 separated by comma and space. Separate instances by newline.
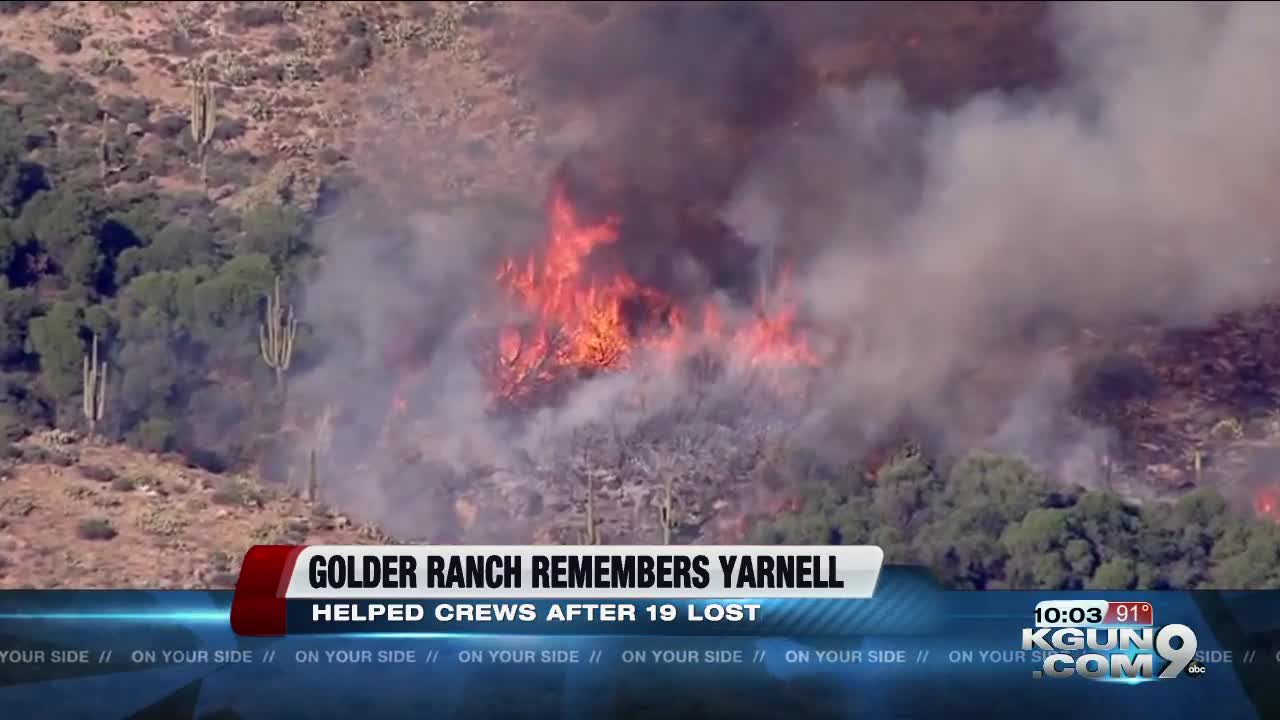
0, 430, 386, 587
0, 2, 1277, 590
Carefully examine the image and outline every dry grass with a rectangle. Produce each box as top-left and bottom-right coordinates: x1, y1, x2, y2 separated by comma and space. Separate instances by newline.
0, 440, 385, 588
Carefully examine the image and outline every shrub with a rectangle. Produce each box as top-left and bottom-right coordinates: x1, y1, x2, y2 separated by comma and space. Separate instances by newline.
211, 117, 247, 142
105, 65, 134, 84
133, 418, 176, 452
64, 484, 94, 501
148, 114, 188, 139
255, 64, 285, 86
47, 71, 96, 97
0, 1, 51, 14
78, 464, 116, 483
20, 445, 78, 466
342, 17, 369, 36
227, 5, 284, 28
49, 27, 83, 55
211, 477, 262, 507
59, 95, 102, 124
103, 96, 151, 125
207, 571, 238, 588
337, 39, 374, 73
0, 52, 38, 72
77, 517, 117, 540
166, 31, 196, 56
0, 375, 51, 437
272, 30, 303, 52
203, 153, 252, 189
289, 61, 320, 83
137, 508, 184, 536
109, 475, 136, 492
240, 202, 304, 260
209, 550, 233, 572
0, 493, 34, 517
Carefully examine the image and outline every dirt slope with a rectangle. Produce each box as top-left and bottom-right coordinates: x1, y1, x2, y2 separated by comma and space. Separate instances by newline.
0, 431, 387, 588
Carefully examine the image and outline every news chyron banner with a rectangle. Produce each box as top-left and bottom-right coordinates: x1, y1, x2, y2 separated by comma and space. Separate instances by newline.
2, 561, 1279, 719
230, 545, 886, 637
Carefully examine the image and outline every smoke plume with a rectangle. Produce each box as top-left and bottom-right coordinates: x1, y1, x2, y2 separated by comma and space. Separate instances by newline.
752, 2, 1280, 453
293, 2, 1280, 539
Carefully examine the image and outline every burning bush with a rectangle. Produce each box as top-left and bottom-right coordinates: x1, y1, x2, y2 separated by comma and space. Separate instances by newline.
482, 180, 820, 409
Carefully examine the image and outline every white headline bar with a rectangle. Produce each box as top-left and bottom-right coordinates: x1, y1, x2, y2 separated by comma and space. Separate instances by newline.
285, 545, 884, 599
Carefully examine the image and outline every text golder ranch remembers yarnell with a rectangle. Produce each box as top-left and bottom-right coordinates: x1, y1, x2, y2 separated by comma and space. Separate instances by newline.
307, 552, 847, 591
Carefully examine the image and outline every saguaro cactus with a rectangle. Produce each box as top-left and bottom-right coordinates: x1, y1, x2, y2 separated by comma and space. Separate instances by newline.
82, 334, 107, 440
657, 472, 678, 545
189, 71, 216, 186
98, 117, 111, 187
259, 275, 298, 395
578, 471, 602, 545
306, 448, 319, 502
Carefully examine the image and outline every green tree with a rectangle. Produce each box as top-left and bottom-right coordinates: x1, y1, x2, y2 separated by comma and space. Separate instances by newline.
1063, 491, 1139, 559
116, 338, 182, 423
916, 453, 1055, 588
0, 370, 52, 439
241, 201, 306, 263
64, 235, 106, 291
82, 303, 116, 348
1089, 557, 1137, 589
16, 187, 104, 261
117, 268, 205, 343
0, 219, 26, 282
27, 300, 84, 400
114, 222, 218, 286
0, 286, 38, 364
1001, 509, 1076, 589
1211, 524, 1280, 589
750, 483, 876, 546
191, 253, 274, 343
872, 451, 941, 531
0, 106, 33, 217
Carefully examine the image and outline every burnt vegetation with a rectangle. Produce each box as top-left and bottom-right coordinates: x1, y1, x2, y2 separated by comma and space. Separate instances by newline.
0, 2, 1273, 591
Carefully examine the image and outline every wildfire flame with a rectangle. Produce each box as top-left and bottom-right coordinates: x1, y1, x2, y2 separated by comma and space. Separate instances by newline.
490, 183, 818, 403
1256, 487, 1279, 522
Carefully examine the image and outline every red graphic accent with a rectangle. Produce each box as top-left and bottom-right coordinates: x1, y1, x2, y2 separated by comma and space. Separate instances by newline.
1103, 601, 1153, 626
230, 545, 305, 636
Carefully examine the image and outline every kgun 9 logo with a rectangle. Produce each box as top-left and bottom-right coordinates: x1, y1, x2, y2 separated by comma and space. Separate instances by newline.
1021, 624, 1205, 681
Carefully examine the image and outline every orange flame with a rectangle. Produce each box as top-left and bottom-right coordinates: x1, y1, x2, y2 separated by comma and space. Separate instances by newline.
1255, 487, 1279, 522
490, 183, 818, 402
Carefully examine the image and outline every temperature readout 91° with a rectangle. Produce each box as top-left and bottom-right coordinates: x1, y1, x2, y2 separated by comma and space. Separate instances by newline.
1034, 600, 1153, 627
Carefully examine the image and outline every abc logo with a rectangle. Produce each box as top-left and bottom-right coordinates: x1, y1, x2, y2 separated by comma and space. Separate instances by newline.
1185, 660, 1207, 678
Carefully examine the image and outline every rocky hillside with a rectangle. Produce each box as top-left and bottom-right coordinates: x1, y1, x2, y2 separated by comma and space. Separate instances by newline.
0, 430, 386, 588
0, 2, 1276, 590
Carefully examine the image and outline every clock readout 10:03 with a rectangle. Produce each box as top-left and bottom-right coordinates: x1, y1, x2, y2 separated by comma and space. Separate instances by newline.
1034, 600, 1154, 628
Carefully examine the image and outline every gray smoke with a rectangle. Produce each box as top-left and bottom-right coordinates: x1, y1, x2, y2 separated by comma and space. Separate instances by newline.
293, 2, 1280, 537
735, 1, 1280, 454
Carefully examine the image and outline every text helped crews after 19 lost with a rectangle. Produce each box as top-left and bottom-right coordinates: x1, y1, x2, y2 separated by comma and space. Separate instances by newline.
304, 551, 849, 624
